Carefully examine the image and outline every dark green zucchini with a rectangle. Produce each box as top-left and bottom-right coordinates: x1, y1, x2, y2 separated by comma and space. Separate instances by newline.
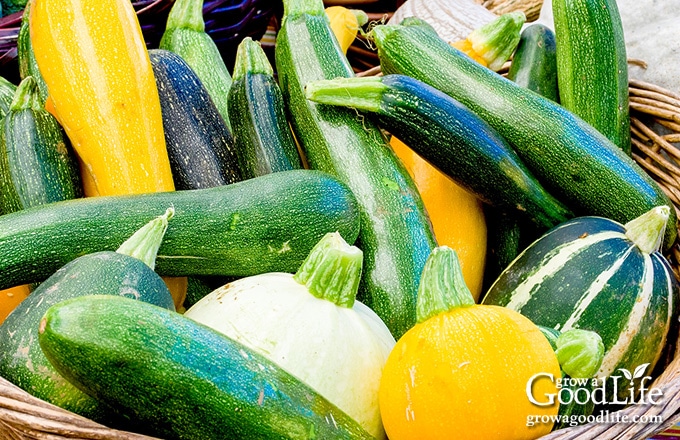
0, 169, 360, 290
553, 0, 630, 154
0, 75, 16, 121
159, 0, 233, 130
17, 0, 48, 105
371, 23, 677, 251
305, 74, 572, 229
507, 23, 559, 102
0, 210, 175, 425
149, 49, 243, 190
0, 76, 82, 213
276, 0, 437, 339
228, 37, 302, 178
38, 295, 374, 439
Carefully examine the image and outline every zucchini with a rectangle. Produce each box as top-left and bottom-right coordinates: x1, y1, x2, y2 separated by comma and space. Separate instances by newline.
0, 76, 16, 121
306, 74, 572, 229
0, 210, 175, 424
0, 76, 82, 213
17, 0, 48, 105
553, 0, 630, 154
149, 49, 243, 190
0, 169, 360, 290
276, 0, 437, 339
159, 0, 233, 130
507, 23, 559, 102
371, 24, 678, 251
228, 37, 302, 178
38, 295, 374, 439
482, 206, 678, 400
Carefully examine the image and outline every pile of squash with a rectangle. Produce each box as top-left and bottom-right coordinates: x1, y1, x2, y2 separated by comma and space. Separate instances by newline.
0, 0, 677, 439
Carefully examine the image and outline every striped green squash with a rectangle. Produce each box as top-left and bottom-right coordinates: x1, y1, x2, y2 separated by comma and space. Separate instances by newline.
482, 206, 678, 387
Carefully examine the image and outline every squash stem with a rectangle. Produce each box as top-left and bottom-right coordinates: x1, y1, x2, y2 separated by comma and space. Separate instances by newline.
165, 0, 205, 33
416, 246, 475, 323
555, 329, 605, 379
305, 76, 387, 113
283, 0, 326, 18
624, 205, 670, 254
116, 207, 174, 270
232, 37, 273, 81
293, 232, 363, 308
9, 77, 41, 112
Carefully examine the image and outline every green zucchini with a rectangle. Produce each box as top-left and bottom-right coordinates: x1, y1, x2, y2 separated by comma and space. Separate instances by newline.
38, 295, 374, 439
482, 206, 677, 401
0, 210, 175, 425
149, 49, 243, 190
276, 0, 437, 339
0, 75, 16, 121
228, 37, 302, 178
0, 169, 360, 290
553, 0, 630, 154
507, 23, 559, 102
371, 24, 678, 251
306, 74, 572, 229
159, 0, 233, 130
0, 76, 82, 213
17, 0, 48, 105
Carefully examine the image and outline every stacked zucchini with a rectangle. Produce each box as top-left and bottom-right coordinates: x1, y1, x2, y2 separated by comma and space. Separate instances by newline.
0, 0, 677, 438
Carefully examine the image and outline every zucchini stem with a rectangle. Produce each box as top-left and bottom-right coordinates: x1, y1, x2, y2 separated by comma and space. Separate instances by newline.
624, 205, 670, 254
293, 232, 363, 308
283, 0, 326, 18
416, 246, 475, 323
9, 77, 41, 112
165, 0, 205, 33
305, 76, 387, 113
116, 207, 174, 270
232, 37, 274, 80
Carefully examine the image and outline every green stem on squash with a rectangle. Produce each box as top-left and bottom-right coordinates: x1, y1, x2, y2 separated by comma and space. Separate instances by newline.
555, 328, 604, 379
416, 246, 475, 323
116, 207, 174, 270
283, 0, 326, 19
232, 37, 273, 81
305, 76, 387, 113
465, 11, 526, 71
624, 205, 670, 254
293, 232, 363, 308
9, 77, 41, 112
165, 0, 205, 33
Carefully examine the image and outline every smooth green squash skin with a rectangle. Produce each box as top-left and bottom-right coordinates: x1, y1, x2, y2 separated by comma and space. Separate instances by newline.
0, 252, 174, 424
372, 24, 677, 251
0, 169, 361, 290
0, 77, 82, 214
276, 0, 436, 339
507, 23, 559, 103
38, 295, 374, 440
149, 49, 243, 190
482, 216, 678, 395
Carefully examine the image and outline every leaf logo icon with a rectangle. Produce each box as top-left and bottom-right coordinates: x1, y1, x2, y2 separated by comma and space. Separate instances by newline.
619, 368, 633, 381
633, 363, 650, 379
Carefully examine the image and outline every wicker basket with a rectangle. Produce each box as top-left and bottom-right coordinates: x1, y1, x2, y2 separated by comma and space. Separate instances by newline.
2, 0, 680, 439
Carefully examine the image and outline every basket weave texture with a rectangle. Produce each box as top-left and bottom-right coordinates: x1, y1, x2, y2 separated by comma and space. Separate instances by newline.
2, 0, 680, 439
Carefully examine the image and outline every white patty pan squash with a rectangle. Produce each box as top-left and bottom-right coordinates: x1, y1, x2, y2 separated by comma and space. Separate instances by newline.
184, 232, 396, 439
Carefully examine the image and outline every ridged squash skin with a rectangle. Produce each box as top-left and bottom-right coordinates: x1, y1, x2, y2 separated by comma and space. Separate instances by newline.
29, 0, 175, 196
482, 215, 678, 386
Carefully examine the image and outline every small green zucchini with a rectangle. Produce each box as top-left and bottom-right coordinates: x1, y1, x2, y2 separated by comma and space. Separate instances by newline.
507, 23, 559, 102
159, 0, 233, 129
228, 37, 302, 178
276, 0, 437, 339
38, 295, 374, 439
17, 0, 48, 105
553, 0, 630, 154
0, 210, 175, 425
149, 49, 243, 190
0, 169, 360, 290
306, 74, 572, 229
372, 23, 677, 251
0, 76, 82, 214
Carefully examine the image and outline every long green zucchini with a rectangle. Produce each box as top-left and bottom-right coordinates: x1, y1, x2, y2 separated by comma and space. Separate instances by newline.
39, 295, 373, 439
0, 169, 360, 290
276, 0, 436, 339
372, 24, 677, 251
306, 74, 572, 229
553, 0, 630, 154
507, 23, 559, 102
17, 0, 48, 105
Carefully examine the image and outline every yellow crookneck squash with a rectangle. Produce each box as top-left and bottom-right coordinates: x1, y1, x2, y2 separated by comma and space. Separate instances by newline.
379, 246, 561, 440
30, 0, 175, 196
390, 137, 487, 300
